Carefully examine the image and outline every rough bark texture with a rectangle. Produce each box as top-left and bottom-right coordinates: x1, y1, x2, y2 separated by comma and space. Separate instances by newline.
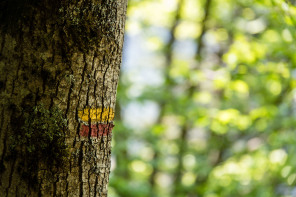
0, 0, 127, 196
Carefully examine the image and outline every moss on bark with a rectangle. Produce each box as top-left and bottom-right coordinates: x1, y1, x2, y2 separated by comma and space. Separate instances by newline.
9, 104, 69, 187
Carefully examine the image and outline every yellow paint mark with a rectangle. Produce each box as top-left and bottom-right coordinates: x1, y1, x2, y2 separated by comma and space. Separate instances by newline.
78, 107, 114, 122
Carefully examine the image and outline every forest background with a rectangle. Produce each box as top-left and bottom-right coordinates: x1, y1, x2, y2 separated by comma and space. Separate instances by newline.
109, 0, 296, 196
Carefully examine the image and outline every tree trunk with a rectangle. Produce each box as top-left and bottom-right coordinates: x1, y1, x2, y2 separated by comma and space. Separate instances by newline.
0, 0, 127, 196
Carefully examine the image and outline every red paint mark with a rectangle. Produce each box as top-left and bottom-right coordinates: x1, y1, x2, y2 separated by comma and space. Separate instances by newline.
80, 123, 114, 137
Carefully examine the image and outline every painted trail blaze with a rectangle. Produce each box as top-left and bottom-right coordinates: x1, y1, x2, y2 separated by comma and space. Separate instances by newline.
78, 107, 114, 122
78, 107, 115, 137
80, 123, 114, 137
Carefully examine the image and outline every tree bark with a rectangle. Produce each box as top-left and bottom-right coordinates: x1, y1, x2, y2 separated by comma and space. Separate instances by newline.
0, 0, 127, 196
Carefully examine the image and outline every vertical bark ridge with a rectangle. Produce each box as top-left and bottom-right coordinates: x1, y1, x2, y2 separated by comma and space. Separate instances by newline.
79, 142, 84, 197
65, 172, 69, 197
65, 67, 74, 117
0, 35, 5, 53
0, 131, 7, 187
0, 107, 5, 159
5, 153, 16, 197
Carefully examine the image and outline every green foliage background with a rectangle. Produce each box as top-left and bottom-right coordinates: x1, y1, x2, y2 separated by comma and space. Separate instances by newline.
109, 0, 296, 196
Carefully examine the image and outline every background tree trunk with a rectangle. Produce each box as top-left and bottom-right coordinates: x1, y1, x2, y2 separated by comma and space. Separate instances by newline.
0, 0, 127, 196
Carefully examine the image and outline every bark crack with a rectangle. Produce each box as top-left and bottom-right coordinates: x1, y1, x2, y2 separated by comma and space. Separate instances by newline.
78, 142, 84, 197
